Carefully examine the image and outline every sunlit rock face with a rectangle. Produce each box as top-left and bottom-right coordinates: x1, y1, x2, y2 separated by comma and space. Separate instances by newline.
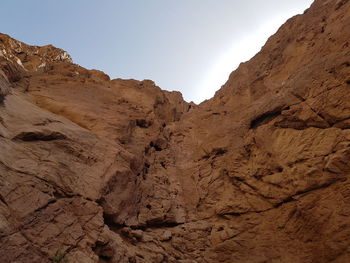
1, 0, 350, 262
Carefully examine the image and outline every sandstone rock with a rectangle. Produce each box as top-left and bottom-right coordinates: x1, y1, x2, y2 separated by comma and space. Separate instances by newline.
1, 0, 350, 262
0, 74, 10, 103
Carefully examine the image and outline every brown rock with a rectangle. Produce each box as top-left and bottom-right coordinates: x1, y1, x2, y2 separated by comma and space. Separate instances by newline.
1, 0, 350, 262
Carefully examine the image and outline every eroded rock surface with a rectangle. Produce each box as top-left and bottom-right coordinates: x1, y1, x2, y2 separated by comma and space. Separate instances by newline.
1, 0, 350, 262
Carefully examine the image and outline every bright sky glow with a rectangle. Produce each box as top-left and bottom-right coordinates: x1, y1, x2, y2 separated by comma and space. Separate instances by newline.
198, 13, 309, 103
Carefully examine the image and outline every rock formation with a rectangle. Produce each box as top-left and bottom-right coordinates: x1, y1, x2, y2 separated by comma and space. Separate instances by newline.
0, 0, 350, 262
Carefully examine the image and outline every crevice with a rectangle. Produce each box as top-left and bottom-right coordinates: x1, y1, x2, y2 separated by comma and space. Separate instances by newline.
250, 107, 286, 129
135, 119, 152, 128
30, 199, 57, 215
273, 196, 296, 208
143, 220, 184, 229
0, 160, 68, 195
335, 0, 348, 11
149, 141, 162, 151
306, 104, 331, 127
202, 147, 227, 160
34, 119, 62, 126
102, 213, 126, 231
160, 161, 166, 169
231, 176, 276, 202
103, 212, 184, 232
13, 131, 67, 142
218, 178, 345, 219
93, 241, 114, 262
218, 207, 273, 219
291, 92, 306, 102
0, 193, 9, 207
294, 179, 345, 197
142, 162, 150, 179
53, 189, 69, 199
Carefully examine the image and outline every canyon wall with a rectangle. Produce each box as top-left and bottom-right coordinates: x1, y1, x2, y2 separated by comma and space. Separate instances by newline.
0, 0, 350, 262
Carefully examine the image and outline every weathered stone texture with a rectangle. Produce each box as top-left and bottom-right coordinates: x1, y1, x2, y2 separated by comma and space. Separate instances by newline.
1, 0, 350, 262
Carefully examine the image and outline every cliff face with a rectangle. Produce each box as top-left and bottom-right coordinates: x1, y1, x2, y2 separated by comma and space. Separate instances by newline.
1, 0, 350, 262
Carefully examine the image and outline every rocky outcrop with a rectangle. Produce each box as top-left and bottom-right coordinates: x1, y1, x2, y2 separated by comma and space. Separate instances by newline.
1, 0, 350, 262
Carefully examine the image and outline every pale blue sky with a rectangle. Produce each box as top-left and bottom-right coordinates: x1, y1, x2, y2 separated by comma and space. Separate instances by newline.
0, 0, 313, 103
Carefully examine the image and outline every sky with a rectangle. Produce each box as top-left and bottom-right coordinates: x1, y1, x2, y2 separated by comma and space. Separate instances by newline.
0, 0, 313, 103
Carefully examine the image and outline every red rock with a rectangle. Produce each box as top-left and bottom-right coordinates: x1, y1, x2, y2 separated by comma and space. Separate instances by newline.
1, 0, 350, 262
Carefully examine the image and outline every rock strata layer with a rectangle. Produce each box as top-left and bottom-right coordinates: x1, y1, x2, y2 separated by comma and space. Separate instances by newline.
1, 0, 350, 262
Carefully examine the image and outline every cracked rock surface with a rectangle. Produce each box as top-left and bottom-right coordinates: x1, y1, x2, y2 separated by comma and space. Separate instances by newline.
1, 0, 350, 262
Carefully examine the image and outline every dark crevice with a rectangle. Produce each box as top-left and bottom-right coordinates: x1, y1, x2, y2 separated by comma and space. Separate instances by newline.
310, 108, 330, 126
295, 179, 345, 196
93, 241, 114, 262
135, 119, 152, 128
160, 161, 166, 169
335, 0, 348, 11
103, 212, 184, 232
103, 213, 126, 230
142, 162, 150, 179
219, 179, 345, 219
291, 92, 306, 102
202, 147, 227, 159
144, 145, 150, 154
276, 167, 284, 173
30, 199, 57, 216
53, 190, 68, 199
218, 208, 272, 219
212, 148, 227, 156
34, 119, 62, 126
0, 193, 9, 207
218, 212, 245, 217
13, 131, 67, 141
232, 176, 244, 182
143, 221, 184, 229
250, 108, 285, 129
149, 141, 162, 151
273, 196, 296, 208
230, 176, 277, 206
